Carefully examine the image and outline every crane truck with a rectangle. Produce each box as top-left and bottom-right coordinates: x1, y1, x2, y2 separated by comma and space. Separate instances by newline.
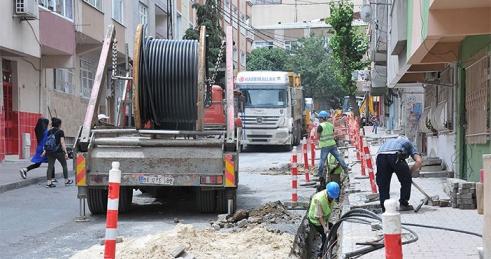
73, 25, 240, 215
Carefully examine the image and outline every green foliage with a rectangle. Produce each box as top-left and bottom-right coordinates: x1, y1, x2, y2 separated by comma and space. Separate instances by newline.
246, 36, 346, 108
184, 0, 224, 68
327, 1, 369, 96
246, 48, 290, 71
288, 37, 347, 107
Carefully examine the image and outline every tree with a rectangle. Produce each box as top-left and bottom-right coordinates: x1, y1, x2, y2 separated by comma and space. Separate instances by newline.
246, 48, 290, 71
288, 36, 346, 108
327, 1, 369, 116
184, 0, 224, 71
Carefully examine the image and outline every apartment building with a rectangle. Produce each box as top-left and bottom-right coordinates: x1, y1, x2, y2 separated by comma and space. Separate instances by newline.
250, 0, 363, 50
220, 0, 253, 72
371, 0, 491, 182
0, 0, 195, 161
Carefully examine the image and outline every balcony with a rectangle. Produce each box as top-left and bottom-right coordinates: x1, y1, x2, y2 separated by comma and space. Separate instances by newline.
39, 8, 75, 68
75, 2, 104, 54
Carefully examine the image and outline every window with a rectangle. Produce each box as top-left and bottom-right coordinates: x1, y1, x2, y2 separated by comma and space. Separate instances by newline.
39, 0, 73, 19
224, 0, 231, 23
253, 41, 274, 49
240, 51, 246, 66
54, 69, 74, 94
139, 3, 148, 30
176, 13, 182, 39
112, 0, 123, 24
240, 14, 246, 35
83, 0, 102, 10
232, 5, 238, 29
284, 41, 296, 50
80, 59, 96, 98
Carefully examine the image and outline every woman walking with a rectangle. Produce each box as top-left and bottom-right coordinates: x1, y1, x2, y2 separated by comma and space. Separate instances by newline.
19, 118, 51, 179
44, 117, 73, 188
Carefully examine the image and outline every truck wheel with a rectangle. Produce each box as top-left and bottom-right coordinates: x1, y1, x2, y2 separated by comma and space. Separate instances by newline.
87, 187, 133, 215
216, 189, 237, 213
197, 189, 216, 213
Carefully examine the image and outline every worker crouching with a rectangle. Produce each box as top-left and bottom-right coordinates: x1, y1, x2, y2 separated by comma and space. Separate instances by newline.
308, 182, 340, 258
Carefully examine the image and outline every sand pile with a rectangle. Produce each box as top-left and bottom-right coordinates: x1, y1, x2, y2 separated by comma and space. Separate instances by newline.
71, 224, 296, 259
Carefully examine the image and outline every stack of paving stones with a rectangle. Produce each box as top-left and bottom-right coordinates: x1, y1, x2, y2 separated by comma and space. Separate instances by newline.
446, 178, 477, 209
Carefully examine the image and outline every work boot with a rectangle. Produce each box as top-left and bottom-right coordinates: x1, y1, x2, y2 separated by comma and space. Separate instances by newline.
398, 204, 414, 211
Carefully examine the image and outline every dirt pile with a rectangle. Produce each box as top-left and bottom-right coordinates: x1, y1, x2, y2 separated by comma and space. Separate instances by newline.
210, 201, 301, 231
71, 224, 296, 259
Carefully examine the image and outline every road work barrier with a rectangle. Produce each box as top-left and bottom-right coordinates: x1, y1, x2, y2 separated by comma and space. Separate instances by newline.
104, 162, 122, 259
302, 137, 310, 183
291, 147, 298, 204
359, 132, 367, 176
382, 199, 403, 259
363, 139, 378, 194
310, 135, 315, 169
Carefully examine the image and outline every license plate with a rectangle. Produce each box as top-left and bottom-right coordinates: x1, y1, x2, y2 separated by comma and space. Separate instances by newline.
139, 175, 174, 185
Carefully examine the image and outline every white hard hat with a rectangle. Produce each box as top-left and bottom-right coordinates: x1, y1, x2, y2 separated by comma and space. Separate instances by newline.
98, 114, 109, 120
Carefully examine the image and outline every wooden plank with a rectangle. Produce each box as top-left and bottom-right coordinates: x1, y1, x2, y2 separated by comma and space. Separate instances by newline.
78, 25, 116, 151
132, 25, 143, 129
225, 26, 234, 143
196, 26, 206, 131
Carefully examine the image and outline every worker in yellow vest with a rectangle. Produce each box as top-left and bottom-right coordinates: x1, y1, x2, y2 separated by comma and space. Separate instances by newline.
308, 182, 340, 258
316, 111, 349, 185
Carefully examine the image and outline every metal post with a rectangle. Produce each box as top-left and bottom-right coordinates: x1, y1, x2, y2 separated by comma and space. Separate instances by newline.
227, 199, 233, 215
482, 155, 491, 259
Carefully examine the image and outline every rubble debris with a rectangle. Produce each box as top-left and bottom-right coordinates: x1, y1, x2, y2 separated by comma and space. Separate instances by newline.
71, 224, 295, 259
227, 209, 249, 223
210, 201, 301, 231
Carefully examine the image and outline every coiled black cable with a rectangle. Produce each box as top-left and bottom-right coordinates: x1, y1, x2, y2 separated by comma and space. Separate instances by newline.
139, 37, 199, 130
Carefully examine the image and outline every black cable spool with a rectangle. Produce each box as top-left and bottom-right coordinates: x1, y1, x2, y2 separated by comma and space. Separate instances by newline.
138, 36, 199, 130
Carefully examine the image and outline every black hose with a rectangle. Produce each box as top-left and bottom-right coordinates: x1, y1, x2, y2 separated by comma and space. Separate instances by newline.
402, 223, 482, 238
139, 37, 199, 130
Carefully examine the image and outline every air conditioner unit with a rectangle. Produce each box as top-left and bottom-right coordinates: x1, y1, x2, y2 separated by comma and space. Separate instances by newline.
15, 0, 39, 20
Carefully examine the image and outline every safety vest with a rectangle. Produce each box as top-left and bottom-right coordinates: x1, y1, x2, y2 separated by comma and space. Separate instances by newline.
319, 121, 336, 148
308, 190, 333, 226
327, 154, 343, 175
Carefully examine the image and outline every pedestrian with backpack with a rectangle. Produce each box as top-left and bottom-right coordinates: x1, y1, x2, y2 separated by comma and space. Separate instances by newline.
43, 117, 73, 188
19, 118, 53, 179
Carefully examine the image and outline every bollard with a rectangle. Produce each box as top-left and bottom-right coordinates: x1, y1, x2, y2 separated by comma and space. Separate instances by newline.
302, 137, 310, 182
363, 139, 378, 193
291, 147, 298, 203
310, 135, 316, 169
104, 162, 121, 259
383, 199, 403, 259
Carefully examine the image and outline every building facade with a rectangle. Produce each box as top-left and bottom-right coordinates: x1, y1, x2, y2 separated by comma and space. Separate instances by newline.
250, 0, 363, 50
0, 0, 195, 161
371, 0, 491, 181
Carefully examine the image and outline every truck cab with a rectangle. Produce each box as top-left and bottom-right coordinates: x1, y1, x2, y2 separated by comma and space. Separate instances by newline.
236, 71, 303, 150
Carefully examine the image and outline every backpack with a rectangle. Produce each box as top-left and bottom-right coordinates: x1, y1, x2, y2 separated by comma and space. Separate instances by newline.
44, 130, 59, 153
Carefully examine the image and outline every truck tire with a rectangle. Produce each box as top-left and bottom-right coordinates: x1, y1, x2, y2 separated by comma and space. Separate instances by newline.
87, 187, 133, 215
197, 189, 216, 213
216, 189, 237, 213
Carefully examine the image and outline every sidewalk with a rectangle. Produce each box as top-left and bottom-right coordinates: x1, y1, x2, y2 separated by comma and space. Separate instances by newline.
339, 132, 484, 258
0, 159, 74, 193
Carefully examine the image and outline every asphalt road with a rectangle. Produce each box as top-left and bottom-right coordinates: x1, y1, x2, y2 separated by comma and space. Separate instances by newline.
0, 146, 313, 259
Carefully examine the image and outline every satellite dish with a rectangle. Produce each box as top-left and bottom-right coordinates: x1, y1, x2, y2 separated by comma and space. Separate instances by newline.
361, 4, 372, 22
